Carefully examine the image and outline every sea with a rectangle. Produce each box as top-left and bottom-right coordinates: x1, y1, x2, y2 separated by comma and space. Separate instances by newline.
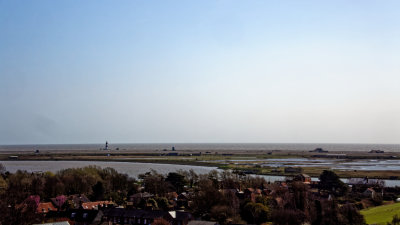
0, 143, 399, 152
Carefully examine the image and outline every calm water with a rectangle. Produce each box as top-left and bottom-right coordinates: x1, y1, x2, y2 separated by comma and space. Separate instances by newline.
1, 143, 399, 152
1, 160, 400, 187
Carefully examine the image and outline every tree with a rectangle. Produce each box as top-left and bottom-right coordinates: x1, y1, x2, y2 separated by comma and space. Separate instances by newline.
191, 177, 225, 219
92, 181, 105, 200
156, 197, 170, 210
55, 195, 67, 210
166, 172, 186, 193
0, 193, 41, 225
30, 176, 45, 198
210, 205, 235, 225
339, 204, 366, 225
148, 198, 158, 209
319, 200, 340, 225
271, 209, 306, 225
208, 170, 220, 189
0, 164, 6, 175
188, 169, 199, 188
0, 175, 7, 194
291, 181, 309, 212
220, 171, 240, 189
319, 170, 348, 196
44, 175, 64, 198
141, 170, 168, 196
389, 214, 400, 225
241, 202, 270, 224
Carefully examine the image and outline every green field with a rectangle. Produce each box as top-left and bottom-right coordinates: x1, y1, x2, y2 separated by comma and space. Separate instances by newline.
361, 203, 400, 225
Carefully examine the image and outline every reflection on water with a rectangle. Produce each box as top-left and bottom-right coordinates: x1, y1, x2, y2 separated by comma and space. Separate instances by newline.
1, 160, 400, 187
205, 158, 400, 171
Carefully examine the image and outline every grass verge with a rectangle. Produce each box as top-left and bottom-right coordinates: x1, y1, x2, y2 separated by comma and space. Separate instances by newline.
361, 202, 400, 225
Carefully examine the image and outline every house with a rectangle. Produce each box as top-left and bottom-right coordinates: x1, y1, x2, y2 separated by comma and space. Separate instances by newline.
262, 188, 272, 196
33, 222, 70, 225
294, 174, 312, 184
68, 209, 103, 225
170, 210, 193, 225
66, 194, 90, 209
220, 189, 239, 195
129, 192, 154, 206
81, 201, 113, 210
177, 193, 190, 209
363, 188, 376, 198
38, 202, 57, 213
243, 188, 262, 202
274, 181, 288, 188
167, 192, 178, 201
188, 221, 217, 225
347, 178, 385, 187
43, 209, 103, 225
102, 208, 181, 225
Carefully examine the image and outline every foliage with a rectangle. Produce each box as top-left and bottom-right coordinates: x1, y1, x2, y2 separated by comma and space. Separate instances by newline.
271, 208, 306, 225
210, 204, 236, 225
339, 203, 366, 225
0, 166, 370, 225
140, 170, 168, 196
0, 192, 41, 225
0, 175, 7, 194
92, 181, 105, 200
0, 164, 6, 175
148, 198, 158, 209
166, 172, 186, 193
156, 197, 170, 210
319, 170, 348, 196
388, 214, 400, 225
241, 202, 269, 224
55, 195, 67, 209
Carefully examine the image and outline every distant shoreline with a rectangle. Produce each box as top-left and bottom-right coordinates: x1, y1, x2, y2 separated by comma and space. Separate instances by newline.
1, 143, 400, 153
2, 148, 400, 180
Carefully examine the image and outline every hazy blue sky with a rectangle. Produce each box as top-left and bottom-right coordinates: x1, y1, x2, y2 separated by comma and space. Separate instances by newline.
1, 0, 399, 144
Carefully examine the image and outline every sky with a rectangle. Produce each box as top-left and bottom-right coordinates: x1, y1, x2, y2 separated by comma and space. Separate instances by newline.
0, 0, 399, 145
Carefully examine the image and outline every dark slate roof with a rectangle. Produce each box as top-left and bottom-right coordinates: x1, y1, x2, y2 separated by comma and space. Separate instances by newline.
130, 192, 154, 198
143, 210, 169, 219
103, 208, 173, 220
103, 208, 125, 217
188, 221, 217, 225
68, 209, 103, 223
124, 209, 146, 218
175, 211, 193, 221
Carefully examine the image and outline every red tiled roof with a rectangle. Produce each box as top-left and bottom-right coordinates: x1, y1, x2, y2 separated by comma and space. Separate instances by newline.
81, 201, 112, 210
38, 202, 57, 213
245, 188, 255, 192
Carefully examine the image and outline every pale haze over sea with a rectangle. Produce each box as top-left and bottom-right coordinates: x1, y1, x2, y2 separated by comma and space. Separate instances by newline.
1, 143, 399, 152
1, 1, 399, 145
